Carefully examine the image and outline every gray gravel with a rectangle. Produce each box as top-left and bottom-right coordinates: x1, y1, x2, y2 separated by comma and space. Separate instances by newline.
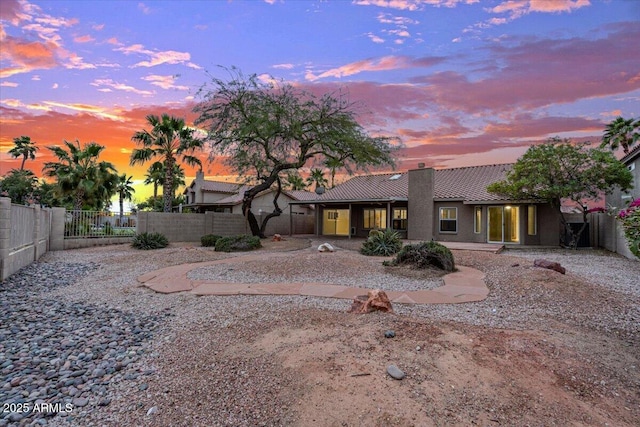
0, 243, 638, 426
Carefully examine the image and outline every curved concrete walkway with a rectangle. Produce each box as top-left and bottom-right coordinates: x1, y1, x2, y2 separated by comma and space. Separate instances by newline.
137, 249, 489, 305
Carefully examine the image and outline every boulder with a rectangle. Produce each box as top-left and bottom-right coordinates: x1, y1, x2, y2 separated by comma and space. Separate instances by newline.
318, 243, 335, 252
349, 289, 393, 314
533, 259, 566, 274
272, 234, 282, 242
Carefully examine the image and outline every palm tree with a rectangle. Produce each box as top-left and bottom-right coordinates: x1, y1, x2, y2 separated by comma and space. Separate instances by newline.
130, 114, 204, 212
116, 174, 135, 225
324, 157, 344, 188
601, 116, 640, 154
9, 136, 38, 171
143, 161, 165, 198
43, 140, 118, 211
285, 171, 306, 190
306, 168, 328, 191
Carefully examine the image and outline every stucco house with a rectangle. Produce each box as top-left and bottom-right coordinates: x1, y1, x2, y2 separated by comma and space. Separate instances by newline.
599, 145, 640, 259
182, 171, 316, 215
292, 164, 562, 246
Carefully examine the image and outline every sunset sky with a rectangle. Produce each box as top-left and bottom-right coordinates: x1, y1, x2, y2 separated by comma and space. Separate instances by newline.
1, 0, 639, 204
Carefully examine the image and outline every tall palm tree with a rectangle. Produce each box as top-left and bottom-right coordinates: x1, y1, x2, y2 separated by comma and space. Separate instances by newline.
116, 174, 135, 225
285, 171, 306, 190
306, 168, 328, 191
143, 161, 165, 198
9, 136, 38, 171
43, 140, 118, 211
601, 116, 640, 154
130, 114, 204, 212
324, 157, 344, 188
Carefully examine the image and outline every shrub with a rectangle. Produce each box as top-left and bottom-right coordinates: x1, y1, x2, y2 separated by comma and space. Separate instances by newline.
387, 241, 455, 272
360, 229, 403, 256
201, 234, 223, 247
214, 235, 262, 252
131, 232, 169, 250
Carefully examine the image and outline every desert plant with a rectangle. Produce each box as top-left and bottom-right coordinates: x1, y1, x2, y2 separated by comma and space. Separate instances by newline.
201, 234, 223, 247
388, 241, 455, 272
214, 235, 262, 252
131, 232, 168, 250
360, 229, 403, 256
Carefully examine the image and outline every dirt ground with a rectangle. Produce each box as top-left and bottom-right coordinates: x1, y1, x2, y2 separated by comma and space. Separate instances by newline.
127, 239, 639, 427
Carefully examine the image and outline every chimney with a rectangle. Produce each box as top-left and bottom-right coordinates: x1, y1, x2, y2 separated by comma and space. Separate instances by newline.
195, 170, 204, 183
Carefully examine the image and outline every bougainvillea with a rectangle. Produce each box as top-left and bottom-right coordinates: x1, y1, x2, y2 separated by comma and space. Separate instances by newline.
617, 198, 640, 258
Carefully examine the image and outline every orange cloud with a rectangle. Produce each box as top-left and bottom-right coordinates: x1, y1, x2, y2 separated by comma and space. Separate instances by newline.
0, 36, 59, 77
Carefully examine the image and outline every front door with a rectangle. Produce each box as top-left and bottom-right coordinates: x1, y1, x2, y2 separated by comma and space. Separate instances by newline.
322, 209, 350, 236
488, 206, 520, 243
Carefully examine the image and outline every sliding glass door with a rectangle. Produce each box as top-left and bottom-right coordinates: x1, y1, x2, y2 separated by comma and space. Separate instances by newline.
488, 206, 520, 243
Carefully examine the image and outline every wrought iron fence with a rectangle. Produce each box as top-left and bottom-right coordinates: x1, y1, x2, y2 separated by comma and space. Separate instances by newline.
64, 210, 137, 239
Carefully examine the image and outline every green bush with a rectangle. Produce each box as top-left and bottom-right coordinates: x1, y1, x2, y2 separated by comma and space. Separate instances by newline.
201, 234, 223, 247
131, 232, 169, 250
214, 235, 262, 252
387, 241, 455, 272
360, 229, 403, 256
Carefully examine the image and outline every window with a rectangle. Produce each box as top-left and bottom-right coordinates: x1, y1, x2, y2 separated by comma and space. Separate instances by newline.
363, 208, 387, 229
474, 206, 482, 234
439, 207, 457, 233
327, 211, 339, 220
392, 208, 407, 230
527, 205, 537, 235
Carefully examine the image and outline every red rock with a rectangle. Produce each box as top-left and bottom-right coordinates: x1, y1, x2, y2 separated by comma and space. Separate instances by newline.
534, 259, 566, 274
349, 289, 393, 313
272, 234, 282, 242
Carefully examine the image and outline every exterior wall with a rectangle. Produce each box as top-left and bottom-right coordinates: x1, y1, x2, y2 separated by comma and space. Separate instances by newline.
137, 212, 207, 242
432, 201, 476, 243
258, 213, 314, 236
530, 204, 562, 246
407, 168, 434, 240
64, 236, 133, 250
0, 198, 51, 281
205, 212, 249, 237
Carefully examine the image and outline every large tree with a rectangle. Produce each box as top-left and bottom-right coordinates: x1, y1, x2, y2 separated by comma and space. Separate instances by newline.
130, 114, 204, 212
0, 169, 38, 205
488, 138, 633, 248
115, 173, 135, 225
9, 136, 38, 171
43, 140, 118, 211
194, 69, 398, 237
600, 116, 639, 154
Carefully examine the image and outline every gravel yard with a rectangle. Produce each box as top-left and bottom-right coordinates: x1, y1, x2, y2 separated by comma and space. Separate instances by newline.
1, 238, 638, 426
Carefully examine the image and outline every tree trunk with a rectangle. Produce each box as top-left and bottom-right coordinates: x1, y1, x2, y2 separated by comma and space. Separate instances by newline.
259, 177, 283, 235
163, 158, 174, 213
119, 194, 124, 226
20, 156, 26, 171
153, 183, 158, 199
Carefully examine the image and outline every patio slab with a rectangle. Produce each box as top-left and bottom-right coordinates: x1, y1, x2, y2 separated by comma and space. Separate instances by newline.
138, 252, 489, 305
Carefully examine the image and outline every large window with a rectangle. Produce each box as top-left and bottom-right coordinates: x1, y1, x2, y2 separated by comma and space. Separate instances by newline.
527, 205, 537, 236
392, 208, 407, 230
363, 208, 386, 229
439, 207, 457, 233
474, 206, 482, 234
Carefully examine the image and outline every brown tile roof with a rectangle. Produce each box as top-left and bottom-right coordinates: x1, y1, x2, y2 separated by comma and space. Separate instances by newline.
199, 180, 244, 193
435, 164, 513, 201
318, 172, 408, 201
316, 164, 513, 202
284, 190, 318, 201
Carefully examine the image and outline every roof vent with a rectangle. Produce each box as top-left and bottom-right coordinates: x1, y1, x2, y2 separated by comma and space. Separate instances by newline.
389, 174, 402, 180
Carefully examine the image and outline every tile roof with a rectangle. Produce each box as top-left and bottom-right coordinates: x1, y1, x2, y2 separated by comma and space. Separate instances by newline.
284, 190, 318, 201
199, 181, 244, 193
318, 172, 408, 201
434, 164, 513, 201
316, 164, 514, 202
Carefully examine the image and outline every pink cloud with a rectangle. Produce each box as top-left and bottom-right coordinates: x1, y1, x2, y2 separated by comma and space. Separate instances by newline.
73, 34, 94, 43
305, 55, 445, 81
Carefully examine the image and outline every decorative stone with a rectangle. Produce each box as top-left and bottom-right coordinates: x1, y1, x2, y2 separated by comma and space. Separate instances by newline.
72, 397, 89, 407
349, 290, 393, 314
533, 259, 566, 274
384, 330, 395, 338
387, 364, 405, 380
272, 234, 282, 242
147, 406, 158, 416
318, 243, 335, 252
